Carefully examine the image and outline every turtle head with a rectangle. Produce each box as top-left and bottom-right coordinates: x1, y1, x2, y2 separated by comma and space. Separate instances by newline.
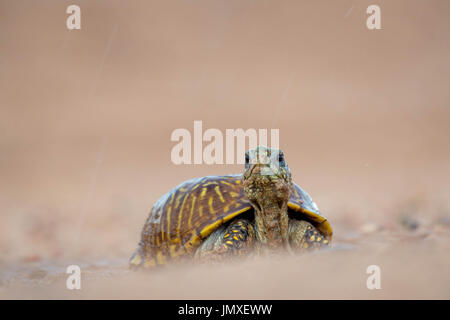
242, 146, 292, 207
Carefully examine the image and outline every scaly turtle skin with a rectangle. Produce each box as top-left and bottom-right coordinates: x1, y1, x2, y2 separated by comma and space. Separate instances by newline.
130, 146, 332, 268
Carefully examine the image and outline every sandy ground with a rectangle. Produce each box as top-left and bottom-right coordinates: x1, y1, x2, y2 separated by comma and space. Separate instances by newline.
0, 0, 449, 299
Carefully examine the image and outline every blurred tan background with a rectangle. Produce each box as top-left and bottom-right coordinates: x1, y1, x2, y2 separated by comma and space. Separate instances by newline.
0, 0, 449, 298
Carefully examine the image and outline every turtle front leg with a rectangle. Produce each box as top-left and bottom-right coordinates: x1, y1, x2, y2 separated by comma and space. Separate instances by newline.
288, 220, 330, 251
194, 219, 255, 262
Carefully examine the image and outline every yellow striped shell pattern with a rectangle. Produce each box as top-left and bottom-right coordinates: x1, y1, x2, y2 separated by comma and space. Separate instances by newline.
130, 174, 332, 268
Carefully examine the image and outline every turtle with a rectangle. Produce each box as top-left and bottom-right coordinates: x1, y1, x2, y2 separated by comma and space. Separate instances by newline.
130, 146, 332, 268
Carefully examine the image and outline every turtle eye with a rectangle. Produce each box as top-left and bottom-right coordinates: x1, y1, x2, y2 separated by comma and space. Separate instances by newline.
277, 153, 286, 167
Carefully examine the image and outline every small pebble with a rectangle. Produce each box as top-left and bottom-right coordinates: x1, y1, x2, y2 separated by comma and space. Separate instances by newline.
399, 215, 419, 231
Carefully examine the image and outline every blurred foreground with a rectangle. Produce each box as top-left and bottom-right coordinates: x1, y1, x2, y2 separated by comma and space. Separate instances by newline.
1, 212, 449, 299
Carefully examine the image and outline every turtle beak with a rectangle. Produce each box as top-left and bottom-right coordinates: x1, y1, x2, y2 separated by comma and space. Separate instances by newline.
243, 162, 281, 181
254, 163, 278, 176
